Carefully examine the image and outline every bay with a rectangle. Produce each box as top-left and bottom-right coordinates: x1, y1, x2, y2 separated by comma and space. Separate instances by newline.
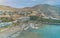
16, 24, 60, 38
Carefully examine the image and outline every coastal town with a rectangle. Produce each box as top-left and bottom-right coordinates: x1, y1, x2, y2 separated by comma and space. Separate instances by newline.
0, 8, 60, 30
0, 0, 60, 38
0, 4, 60, 38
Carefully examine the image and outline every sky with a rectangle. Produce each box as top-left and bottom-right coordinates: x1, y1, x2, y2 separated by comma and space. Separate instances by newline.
0, 0, 60, 8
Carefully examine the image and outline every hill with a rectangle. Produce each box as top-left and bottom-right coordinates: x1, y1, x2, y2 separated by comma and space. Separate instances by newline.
0, 5, 17, 12
20, 4, 60, 19
0, 4, 60, 19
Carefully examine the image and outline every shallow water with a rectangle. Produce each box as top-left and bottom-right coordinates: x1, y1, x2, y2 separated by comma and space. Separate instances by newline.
16, 24, 60, 38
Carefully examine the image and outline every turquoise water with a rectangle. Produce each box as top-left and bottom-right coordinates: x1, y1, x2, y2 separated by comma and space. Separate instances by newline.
17, 24, 60, 38
31, 25, 60, 38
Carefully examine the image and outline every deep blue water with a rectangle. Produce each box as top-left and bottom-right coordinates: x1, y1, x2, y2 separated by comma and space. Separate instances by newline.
17, 24, 60, 38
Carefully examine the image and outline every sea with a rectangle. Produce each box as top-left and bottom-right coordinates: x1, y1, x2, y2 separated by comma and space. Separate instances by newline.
0, 23, 60, 38
16, 24, 60, 38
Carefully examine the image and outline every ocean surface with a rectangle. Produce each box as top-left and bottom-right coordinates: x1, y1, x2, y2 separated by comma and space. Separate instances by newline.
16, 24, 60, 38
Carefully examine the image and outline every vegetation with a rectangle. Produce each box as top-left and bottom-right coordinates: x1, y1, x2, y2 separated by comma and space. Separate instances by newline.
0, 18, 13, 22
30, 16, 38, 21
30, 16, 60, 23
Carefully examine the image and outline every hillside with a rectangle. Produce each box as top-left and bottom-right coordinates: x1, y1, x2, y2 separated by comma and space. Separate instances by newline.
32, 4, 60, 18
0, 5, 16, 12
0, 4, 60, 19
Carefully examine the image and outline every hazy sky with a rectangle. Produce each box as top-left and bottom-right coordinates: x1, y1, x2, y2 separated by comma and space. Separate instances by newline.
0, 0, 60, 8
